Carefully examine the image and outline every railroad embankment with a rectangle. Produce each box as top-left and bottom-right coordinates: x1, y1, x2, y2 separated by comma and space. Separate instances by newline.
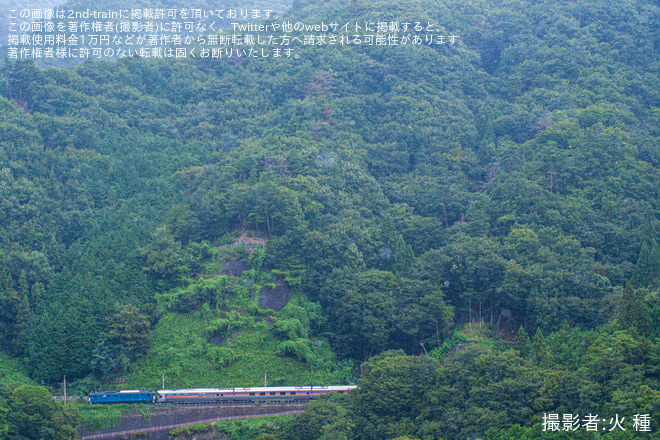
80, 403, 305, 440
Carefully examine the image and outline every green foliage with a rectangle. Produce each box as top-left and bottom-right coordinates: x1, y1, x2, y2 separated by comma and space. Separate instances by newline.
77, 403, 132, 431
322, 269, 453, 359
584, 330, 646, 382
169, 422, 214, 438
0, 353, 33, 391
7, 385, 80, 439
632, 241, 660, 289
618, 282, 653, 337
514, 326, 532, 357
249, 246, 268, 272
354, 352, 438, 440
530, 327, 552, 366
109, 304, 151, 361
127, 306, 348, 389
273, 319, 308, 341
216, 415, 294, 440
424, 345, 543, 438
393, 235, 415, 276
284, 393, 353, 440
159, 275, 232, 313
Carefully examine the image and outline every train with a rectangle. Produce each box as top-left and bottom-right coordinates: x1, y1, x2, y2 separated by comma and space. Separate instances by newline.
89, 385, 357, 405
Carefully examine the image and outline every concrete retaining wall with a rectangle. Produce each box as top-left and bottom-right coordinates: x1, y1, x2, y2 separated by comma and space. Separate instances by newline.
80, 404, 305, 440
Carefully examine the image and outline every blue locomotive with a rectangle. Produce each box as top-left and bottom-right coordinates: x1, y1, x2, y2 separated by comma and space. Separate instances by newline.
88, 390, 156, 404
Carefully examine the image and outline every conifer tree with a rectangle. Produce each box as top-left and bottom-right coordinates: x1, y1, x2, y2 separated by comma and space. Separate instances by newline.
30, 282, 44, 314
618, 282, 652, 337
17, 271, 29, 306
647, 343, 660, 377
0, 251, 11, 293
393, 235, 414, 275
382, 215, 398, 250
531, 327, 551, 366
631, 240, 660, 288
650, 241, 660, 287
11, 271, 32, 354
513, 325, 531, 357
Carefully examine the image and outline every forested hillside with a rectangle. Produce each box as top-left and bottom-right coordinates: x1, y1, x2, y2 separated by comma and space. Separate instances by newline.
1, 0, 660, 437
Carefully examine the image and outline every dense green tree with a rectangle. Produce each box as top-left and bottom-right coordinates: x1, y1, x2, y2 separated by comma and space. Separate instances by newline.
513, 325, 531, 357
631, 241, 660, 288
0, 272, 31, 353
139, 226, 184, 286
0, 391, 8, 438
331, 270, 398, 359
530, 327, 551, 366
284, 393, 354, 440
392, 235, 415, 276
584, 331, 646, 383
354, 352, 438, 440
618, 282, 652, 337
421, 345, 542, 439
108, 304, 151, 363
8, 385, 80, 440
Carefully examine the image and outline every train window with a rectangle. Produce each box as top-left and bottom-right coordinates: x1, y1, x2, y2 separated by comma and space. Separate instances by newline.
260, 392, 265, 396
291, 392, 296, 395
270, 392, 275, 395
249, 392, 255, 396
280, 392, 286, 395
